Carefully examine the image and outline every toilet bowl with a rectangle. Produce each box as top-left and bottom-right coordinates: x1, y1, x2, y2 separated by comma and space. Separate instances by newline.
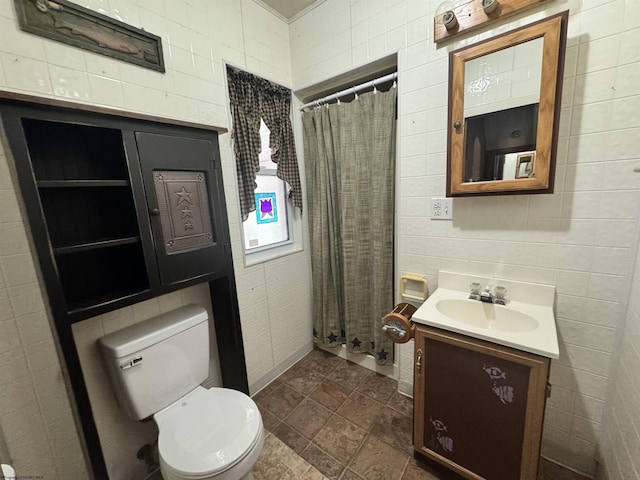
99, 304, 263, 480
155, 387, 264, 480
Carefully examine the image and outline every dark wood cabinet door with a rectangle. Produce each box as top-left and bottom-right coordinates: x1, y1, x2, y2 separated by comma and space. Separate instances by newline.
135, 132, 228, 286
413, 326, 550, 480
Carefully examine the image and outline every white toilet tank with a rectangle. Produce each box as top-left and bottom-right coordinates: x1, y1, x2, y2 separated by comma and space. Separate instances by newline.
99, 304, 210, 421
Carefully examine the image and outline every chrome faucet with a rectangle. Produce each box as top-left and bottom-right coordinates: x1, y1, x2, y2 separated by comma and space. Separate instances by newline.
480, 286, 494, 303
469, 285, 507, 305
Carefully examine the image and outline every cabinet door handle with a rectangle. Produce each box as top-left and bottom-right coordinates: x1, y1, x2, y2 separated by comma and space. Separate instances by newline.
150, 208, 160, 216
416, 348, 423, 375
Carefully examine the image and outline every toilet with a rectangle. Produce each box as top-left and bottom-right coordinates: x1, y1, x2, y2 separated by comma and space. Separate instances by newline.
99, 304, 264, 480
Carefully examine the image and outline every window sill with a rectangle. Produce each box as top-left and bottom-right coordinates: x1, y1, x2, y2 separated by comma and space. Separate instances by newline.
243, 241, 303, 267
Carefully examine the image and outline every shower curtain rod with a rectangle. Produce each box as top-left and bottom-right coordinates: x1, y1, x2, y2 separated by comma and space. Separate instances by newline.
299, 72, 397, 110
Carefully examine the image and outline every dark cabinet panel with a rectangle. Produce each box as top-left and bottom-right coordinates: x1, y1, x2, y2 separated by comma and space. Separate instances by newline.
57, 242, 149, 311
413, 326, 550, 480
421, 334, 528, 478
1, 103, 230, 322
23, 118, 129, 181
39, 186, 140, 248
135, 132, 228, 286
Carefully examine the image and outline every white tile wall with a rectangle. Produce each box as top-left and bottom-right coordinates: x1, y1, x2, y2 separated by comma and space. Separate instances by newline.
289, 0, 640, 476
597, 226, 640, 480
0, 0, 312, 478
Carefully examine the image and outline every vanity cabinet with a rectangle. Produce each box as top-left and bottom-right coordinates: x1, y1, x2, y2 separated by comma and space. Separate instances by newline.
413, 324, 550, 480
0, 98, 230, 323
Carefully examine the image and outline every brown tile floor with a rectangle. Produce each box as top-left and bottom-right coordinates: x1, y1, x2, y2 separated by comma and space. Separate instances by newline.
251, 348, 591, 480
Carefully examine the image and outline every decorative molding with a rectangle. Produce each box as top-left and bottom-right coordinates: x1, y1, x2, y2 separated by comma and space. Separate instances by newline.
434, 0, 553, 44
14, 0, 165, 72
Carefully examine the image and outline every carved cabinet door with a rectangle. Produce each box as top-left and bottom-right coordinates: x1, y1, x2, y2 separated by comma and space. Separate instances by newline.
135, 132, 228, 286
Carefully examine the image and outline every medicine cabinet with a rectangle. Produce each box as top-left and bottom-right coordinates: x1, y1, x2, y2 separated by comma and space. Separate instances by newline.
447, 11, 569, 196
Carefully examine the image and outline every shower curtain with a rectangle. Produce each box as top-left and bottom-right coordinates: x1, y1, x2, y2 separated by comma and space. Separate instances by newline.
302, 87, 397, 364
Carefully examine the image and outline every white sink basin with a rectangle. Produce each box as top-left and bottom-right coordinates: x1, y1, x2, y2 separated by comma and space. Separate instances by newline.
435, 299, 539, 332
411, 272, 559, 358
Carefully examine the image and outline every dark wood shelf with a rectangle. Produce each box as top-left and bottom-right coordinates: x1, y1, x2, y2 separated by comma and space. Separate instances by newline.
53, 236, 141, 255
37, 179, 130, 188
67, 287, 152, 315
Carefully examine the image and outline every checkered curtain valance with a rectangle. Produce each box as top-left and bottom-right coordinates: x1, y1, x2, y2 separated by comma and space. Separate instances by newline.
227, 67, 303, 221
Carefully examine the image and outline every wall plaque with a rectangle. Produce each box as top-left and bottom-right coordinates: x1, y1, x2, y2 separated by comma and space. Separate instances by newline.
153, 171, 214, 254
14, 0, 165, 72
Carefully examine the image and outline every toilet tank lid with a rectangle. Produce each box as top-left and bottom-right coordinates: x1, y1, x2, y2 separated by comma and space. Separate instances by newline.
99, 304, 208, 359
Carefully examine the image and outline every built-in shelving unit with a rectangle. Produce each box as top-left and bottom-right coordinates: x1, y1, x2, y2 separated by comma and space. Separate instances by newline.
0, 92, 248, 480
22, 118, 151, 313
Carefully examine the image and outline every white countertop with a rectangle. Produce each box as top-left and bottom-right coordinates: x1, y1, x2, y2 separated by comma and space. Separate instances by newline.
411, 272, 559, 359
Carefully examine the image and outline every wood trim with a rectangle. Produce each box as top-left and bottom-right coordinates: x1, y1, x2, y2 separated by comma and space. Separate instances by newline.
434, 0, 554, 44
447, 12, 568, 197
209, 275, 249, 394
413, 325, 550, 480
0, 90, 228, 133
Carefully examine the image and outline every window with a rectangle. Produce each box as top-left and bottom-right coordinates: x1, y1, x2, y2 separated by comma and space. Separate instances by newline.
242, 119, 290, 252
226, 66, 304, 266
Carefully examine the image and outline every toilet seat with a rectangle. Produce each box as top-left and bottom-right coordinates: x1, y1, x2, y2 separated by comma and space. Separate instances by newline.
155, 386, 263, 479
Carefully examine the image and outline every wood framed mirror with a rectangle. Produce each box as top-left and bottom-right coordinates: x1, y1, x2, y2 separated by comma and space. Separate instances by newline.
447, 11, 569, 196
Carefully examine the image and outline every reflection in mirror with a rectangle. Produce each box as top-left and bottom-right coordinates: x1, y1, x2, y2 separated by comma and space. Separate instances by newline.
464, 104, 538, 181
447, 12, 569, 196
464, 38, 543, 118
515, 152, 535, 179
463, 38, 543, 183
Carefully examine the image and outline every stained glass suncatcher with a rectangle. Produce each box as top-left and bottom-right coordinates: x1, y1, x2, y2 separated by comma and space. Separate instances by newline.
255, 192, 278, 224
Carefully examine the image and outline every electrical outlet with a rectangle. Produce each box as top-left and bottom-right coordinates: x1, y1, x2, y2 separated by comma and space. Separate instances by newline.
430, 197, 453, 220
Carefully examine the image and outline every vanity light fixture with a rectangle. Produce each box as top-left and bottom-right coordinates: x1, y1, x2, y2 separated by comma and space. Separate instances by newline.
482, 0, 499, 14
442, 10, 458, 30
436, 1, 458, 31
434, 0, 552, 43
